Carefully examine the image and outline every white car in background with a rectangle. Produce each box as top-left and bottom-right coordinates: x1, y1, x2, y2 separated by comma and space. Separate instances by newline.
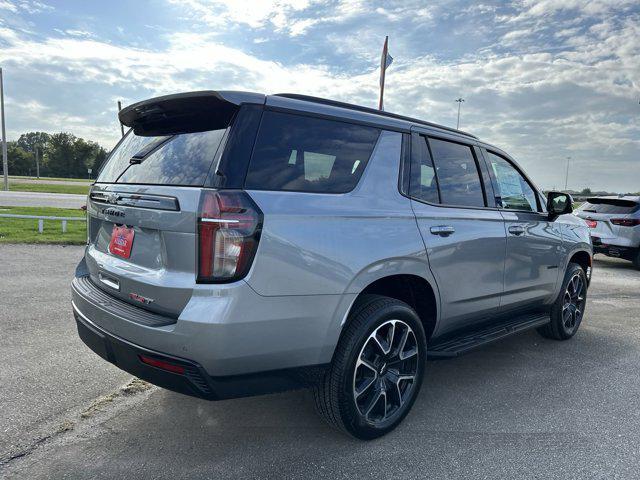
575, 196, 640, 269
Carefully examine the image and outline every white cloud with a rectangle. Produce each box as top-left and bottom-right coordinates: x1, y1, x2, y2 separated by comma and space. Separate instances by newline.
0, 1, 18, 12
0, 0, 52, 14
0, 0, 638, 191
168, 0, 322, 33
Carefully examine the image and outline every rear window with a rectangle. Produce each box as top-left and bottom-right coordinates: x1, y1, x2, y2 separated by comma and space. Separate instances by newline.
96, 129, 226, 185
580, 199, 639, 214
244, 111, 380, 193
428, 138, 485, 207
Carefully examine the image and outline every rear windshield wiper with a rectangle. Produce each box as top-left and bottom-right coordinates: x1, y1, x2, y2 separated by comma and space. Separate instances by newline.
129, 135, 174, 165
114, 135, 175, 183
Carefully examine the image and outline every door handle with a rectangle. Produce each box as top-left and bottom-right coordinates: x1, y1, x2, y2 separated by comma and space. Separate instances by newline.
508, 225, 525, 236
430, 225, 455, 236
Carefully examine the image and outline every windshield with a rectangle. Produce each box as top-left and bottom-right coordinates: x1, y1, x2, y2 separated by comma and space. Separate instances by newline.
96, 129, 226, 186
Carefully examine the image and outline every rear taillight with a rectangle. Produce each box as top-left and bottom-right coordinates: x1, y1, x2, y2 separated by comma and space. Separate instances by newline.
197, 190, 262, 283
585, 220, 597, 228
611, 218, 640, 227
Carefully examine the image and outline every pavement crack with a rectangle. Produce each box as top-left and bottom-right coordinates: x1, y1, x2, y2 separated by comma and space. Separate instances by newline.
0, 378, 155, 470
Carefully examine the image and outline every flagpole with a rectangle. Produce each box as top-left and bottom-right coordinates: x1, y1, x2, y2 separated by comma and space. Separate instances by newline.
378, 36, 388, 111
1, 68, 8, 191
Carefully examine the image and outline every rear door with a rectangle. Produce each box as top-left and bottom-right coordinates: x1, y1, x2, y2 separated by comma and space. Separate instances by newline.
408, 131, 506, 333
480, 149, 563, 308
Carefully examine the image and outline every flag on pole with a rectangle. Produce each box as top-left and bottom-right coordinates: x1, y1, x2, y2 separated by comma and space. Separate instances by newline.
378, 36, 393, 111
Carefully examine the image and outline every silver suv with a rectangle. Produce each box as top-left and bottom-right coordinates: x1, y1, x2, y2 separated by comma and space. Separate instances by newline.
72, 91, 592, 439
575, 196, 640, 269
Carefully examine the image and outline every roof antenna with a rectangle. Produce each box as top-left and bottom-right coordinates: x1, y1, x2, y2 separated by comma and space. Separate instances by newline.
117, 100, 125, 137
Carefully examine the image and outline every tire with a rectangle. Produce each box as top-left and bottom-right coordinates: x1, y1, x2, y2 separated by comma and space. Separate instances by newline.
537, 263, 588, 340
314, 294, 427, 440
632, 249, 640, 270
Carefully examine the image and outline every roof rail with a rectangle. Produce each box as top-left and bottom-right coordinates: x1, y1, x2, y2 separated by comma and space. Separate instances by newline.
273, 93, 478, 139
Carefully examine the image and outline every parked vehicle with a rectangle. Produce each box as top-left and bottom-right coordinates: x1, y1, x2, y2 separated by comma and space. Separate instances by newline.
72, 91, 592, 439
575, 196, 640, 269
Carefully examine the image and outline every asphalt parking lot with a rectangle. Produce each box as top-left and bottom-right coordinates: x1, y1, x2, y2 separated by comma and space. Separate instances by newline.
2, 245, 640, 479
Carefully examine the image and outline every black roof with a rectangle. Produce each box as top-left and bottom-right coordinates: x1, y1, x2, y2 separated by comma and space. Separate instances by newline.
274, 93, 477, 139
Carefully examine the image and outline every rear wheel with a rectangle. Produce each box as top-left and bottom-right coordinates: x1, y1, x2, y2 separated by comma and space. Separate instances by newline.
537, 263, 588, 340
632, 249, 640, 270
314, 295, 426, 440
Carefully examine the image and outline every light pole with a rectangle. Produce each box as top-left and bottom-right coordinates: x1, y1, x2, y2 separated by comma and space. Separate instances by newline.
1, 67, 8, 191
564, 156, 571, 191
455, 98, 465, 130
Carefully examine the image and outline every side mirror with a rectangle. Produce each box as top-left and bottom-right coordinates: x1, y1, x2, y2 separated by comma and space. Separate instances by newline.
547, 191, 573, 219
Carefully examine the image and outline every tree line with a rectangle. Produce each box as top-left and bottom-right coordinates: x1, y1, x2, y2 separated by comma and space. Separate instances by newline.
1, 132, 108, 178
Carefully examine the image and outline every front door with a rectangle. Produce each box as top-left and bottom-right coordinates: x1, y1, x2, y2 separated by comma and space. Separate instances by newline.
481, 149, 563, 309
409, 132, 506, 334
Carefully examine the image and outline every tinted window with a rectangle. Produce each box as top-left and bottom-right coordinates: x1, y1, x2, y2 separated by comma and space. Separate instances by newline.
245, 111, 380, 193
428, 138, 485, 207
579, 199, 639, 214
409, 135, 439, 203
97, 129, 226, 185
485, 151, 538, 212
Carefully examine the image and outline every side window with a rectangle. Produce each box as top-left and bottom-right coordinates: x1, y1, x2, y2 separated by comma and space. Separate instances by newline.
485, 151, 539, 212
245, 111, 380, 193
428, 138, 485, 208
409, 135, 439, 204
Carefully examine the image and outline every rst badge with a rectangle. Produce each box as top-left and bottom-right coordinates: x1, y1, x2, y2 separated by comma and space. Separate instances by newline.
129, 292, 155, 305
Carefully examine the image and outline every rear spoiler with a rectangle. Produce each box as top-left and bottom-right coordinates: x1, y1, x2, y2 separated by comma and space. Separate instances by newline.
586, 197, 638, 207
119, 91, 265, 136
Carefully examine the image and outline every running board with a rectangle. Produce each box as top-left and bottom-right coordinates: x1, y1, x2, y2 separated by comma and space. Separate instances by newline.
428, 313, 550, 359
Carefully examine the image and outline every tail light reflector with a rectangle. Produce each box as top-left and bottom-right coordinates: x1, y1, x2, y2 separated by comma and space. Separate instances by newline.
585, 220, 597, 229
197, 190, 262, 283
139, 354, 186, 375
611, 218, 640, 227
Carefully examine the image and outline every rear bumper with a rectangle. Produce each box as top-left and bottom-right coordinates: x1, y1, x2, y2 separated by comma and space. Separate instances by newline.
73, 302, 327, 400
71, 271, 347, 376
591, 233, 639, 250
592, 237, 637, 259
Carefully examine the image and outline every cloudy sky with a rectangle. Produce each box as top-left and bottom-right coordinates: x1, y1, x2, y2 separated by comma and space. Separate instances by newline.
0, 0, 638, 191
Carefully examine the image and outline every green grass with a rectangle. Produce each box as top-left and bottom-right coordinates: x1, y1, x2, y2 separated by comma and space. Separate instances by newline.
9, 175, 91, 183
0, 206, 86, 245
9, 182, 90, 195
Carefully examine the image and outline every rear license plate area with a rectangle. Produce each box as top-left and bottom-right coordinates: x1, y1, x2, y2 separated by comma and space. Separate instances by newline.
109, 225, 135, 259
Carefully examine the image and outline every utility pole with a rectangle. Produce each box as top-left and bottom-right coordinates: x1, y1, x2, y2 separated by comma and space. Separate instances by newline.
117, 100, 124, 137
1, 67, 8, 191
35, 145, 40, 178
455, 98, 465, 130
564, 156, 571, 191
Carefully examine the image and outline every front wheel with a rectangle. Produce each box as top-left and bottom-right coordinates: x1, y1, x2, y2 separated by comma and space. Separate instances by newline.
537, 262, 588, 340
632, 249, 640, 270
314, 295, 426, 440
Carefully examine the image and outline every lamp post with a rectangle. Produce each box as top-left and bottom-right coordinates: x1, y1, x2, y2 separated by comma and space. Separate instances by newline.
564, 156, 571, 191
455, 98, 465, 130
